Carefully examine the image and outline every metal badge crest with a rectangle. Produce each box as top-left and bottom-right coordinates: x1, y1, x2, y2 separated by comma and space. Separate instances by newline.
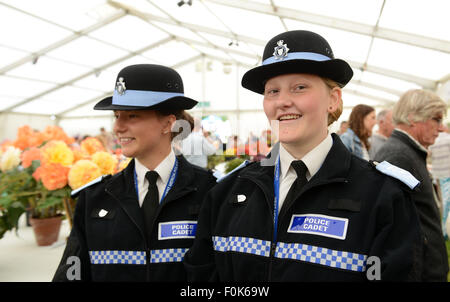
116, 77, 126, 95
273, 40, 289, 60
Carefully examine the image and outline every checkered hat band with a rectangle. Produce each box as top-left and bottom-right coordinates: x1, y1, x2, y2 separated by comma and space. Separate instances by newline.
89, 250, 146, 265
212, 236, 367, 272
275, 242, 368, 272
212, 236, 271, 257
150, 248, 189, 263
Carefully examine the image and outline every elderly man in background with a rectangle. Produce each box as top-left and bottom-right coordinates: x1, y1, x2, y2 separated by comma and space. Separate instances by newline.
369, 109, 394, 159
374, 89, 449, 281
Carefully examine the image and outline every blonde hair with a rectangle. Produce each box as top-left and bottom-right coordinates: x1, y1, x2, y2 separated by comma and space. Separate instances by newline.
393, 89, 447, 125
322, 78, 343, 126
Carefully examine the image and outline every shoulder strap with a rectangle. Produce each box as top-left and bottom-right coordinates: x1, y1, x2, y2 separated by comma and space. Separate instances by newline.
371, 160, 420, 189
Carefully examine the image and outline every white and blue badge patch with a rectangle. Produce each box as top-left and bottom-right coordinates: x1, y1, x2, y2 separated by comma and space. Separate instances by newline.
158, 221, 197, 240
288, 214, 348, 240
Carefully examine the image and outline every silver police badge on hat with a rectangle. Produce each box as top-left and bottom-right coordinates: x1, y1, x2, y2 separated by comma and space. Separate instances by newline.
273, 40, 289, 60
116, 77, 126, 95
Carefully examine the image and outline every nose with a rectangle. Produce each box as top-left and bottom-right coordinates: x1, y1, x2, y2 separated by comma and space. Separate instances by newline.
277, 90, 293, 108
113, 115, 126, 134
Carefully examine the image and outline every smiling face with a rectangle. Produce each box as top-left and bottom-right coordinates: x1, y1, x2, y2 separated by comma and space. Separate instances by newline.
263, 73, 341, 156
113, 110, 174, 163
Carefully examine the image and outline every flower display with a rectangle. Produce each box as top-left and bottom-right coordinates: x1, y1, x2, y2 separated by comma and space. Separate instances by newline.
0, 125, 123, 239
80, 137, 105, 156
0, 146, 21, 172
41, 140, 74, 167
37, 163, 70, 191
91, 151, 118, 175
20, 147, 41, 168
68, 159, 102, 190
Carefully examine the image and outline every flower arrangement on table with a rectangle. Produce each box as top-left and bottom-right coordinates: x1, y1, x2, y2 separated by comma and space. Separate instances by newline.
0, 125, 130, 239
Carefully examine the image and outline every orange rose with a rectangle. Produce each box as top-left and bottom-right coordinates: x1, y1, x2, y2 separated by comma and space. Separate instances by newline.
39, 163, 70, 191
80, 137, 105, 156
21, 147, 41, 168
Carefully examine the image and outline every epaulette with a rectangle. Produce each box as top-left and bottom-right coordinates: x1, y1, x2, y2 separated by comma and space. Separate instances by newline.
70, 174, 112, 198
370, 160, 420, 190
216, 160, 251, 183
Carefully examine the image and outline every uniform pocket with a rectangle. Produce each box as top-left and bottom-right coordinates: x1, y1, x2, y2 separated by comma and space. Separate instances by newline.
91, 208, 116, 219
328, 199, 361, 212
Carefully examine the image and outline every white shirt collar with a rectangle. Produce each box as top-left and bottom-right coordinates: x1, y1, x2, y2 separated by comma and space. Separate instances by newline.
134, 149, 176, 189
279, 133, 333, 181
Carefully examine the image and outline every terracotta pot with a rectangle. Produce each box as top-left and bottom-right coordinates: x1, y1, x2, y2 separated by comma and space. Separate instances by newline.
29, 216, 62, 246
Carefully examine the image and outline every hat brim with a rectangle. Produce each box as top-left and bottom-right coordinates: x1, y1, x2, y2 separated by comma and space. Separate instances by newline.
241, 59, 353, 94
94, 96, 198, 111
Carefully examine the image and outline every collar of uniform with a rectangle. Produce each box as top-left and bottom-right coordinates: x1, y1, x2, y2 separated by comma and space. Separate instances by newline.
279, 133, 333, 181
393, 128, 428, 153
134, 149, 176, 189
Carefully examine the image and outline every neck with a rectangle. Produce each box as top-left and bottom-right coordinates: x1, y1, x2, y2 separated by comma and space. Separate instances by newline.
281, 132, 328, 160
395, 124, 417, 140
137, 144, 172, 170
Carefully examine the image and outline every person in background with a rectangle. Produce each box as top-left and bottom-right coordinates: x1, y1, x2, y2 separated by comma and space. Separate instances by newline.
184, 30, 423, 282
429, 124, 450, 240
96, 127, 114, 152
181, 117, 218, 168
53, 64, 216, 282
369, 109, 394, 159
340, 104, 376, 160
336, 120, 348, 135
374, 89, 449, 281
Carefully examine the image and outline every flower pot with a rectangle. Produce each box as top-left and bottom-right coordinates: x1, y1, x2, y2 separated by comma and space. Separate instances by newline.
29, 216, 62, 246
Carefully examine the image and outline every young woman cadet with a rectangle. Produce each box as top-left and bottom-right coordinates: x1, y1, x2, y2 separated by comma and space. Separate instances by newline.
53, 64, 216, 281
183, 30, 424, 281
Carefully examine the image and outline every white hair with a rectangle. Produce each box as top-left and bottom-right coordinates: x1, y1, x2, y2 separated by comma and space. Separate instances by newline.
393, 89, 447, 125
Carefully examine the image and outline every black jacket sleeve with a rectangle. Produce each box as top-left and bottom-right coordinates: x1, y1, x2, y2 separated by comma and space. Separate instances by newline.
183, 189, 218, 282
52, 191, 91, 282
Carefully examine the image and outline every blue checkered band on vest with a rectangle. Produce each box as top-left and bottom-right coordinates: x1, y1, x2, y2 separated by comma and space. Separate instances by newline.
212, 236, 368, 272
213, 236, 271, 257
275, 242, 367, 272
150, 248, 189, 263
89, 250, 146, 265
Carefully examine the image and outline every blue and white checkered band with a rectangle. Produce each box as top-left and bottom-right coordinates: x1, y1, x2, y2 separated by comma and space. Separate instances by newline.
112, 89, 185, 107
212, 236, 271, 257
150, 248, 189, 263
212, 236, 368, 272
262, 52, 331, 66
89, 250, 146, 265
275, 242, 367, 272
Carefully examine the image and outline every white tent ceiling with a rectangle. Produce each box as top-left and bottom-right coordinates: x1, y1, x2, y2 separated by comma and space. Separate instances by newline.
0, 0, 449, 137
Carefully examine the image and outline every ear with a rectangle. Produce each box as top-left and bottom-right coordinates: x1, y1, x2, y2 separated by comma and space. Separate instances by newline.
162, 114, 176, 134
327, 87, 342, 114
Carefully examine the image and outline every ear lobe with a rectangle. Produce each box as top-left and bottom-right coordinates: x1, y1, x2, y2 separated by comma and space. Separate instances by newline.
327, 87, 341, 113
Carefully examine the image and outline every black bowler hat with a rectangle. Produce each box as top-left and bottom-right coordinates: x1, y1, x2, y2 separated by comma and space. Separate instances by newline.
241, 30, 353, 94
94, 64, 197, 111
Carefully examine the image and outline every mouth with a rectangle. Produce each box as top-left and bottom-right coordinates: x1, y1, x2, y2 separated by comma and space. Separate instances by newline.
119, 137, 135, 145
278, 114, 302, 121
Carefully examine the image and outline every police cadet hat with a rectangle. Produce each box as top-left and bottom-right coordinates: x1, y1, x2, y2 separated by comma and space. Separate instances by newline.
241, 30, 353, 94
94, 64, 197, 111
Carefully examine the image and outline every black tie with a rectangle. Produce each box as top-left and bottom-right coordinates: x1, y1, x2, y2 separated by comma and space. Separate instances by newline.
142, 171, 159, 240
283, 160, 308, 208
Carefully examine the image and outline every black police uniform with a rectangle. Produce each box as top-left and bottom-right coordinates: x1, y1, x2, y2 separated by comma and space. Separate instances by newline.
53, 155, 216, 281
183, 134, 423, 281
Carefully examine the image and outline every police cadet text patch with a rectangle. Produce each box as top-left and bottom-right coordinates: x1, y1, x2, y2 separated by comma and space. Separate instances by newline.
158, 221, 197, 240
287, 214, 348, 240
